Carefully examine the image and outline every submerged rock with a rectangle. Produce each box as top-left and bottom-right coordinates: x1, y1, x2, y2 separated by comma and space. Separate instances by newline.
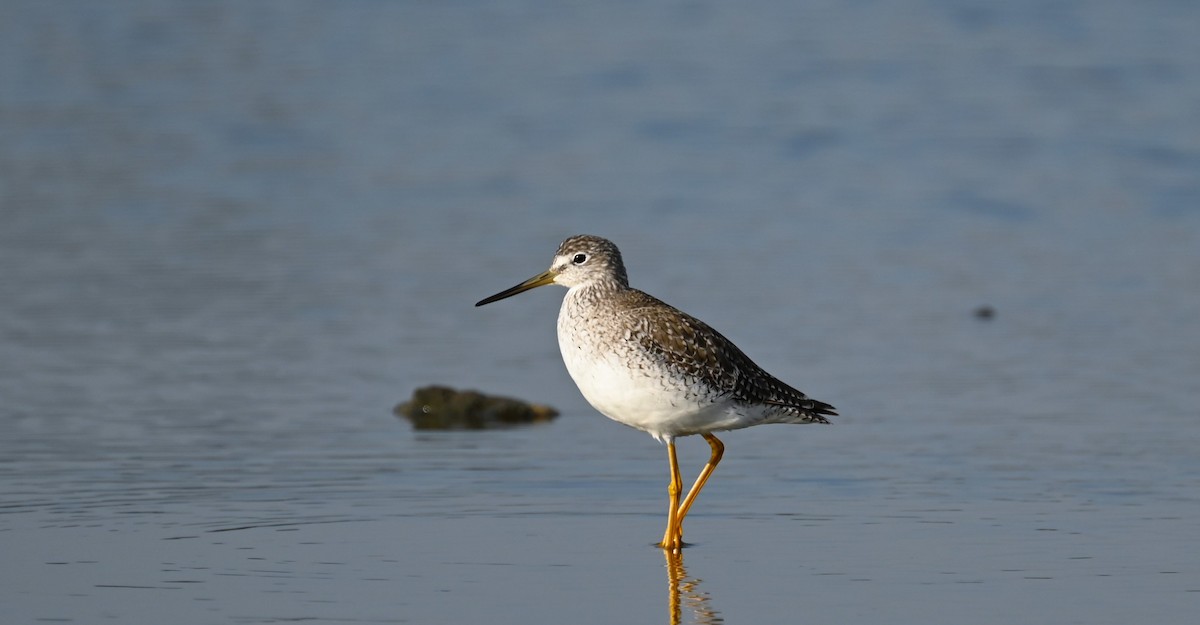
395, 385, 559, 430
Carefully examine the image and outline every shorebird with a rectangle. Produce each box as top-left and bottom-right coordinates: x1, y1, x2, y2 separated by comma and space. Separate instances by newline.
476, 235, 835, 552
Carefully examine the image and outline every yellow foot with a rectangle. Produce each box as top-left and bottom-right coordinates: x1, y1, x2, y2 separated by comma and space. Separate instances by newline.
659, 525, 682, 552
657, 536, 685, 553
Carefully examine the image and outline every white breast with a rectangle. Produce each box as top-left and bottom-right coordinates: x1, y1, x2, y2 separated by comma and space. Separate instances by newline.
556, 294, 744, 441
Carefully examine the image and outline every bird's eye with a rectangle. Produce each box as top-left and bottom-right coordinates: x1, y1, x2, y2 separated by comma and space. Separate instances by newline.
572, 253, 588, 265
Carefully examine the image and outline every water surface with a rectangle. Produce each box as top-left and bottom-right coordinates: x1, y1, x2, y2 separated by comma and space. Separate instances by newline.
2, 1, 1198, 623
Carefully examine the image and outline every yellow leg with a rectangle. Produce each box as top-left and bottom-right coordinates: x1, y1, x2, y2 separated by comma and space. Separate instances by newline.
675, 433, 725, 535
659, 440, 683, 552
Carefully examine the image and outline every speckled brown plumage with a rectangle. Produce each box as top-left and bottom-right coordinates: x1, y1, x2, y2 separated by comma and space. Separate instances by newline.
585, 287, 835, 425
541, 234, 835, 441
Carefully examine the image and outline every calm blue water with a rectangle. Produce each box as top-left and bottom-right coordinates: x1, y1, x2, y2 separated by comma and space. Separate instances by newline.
2, 1, 1198, 623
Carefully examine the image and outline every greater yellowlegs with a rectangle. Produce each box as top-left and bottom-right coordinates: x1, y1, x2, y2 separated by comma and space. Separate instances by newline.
476, 235, 835, 552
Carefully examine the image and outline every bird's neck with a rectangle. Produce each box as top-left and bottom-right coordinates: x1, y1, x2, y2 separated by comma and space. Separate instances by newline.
566, 278, 628, 305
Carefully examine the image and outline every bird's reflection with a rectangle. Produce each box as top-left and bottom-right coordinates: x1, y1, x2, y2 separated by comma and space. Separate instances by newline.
664, 550, 722, 625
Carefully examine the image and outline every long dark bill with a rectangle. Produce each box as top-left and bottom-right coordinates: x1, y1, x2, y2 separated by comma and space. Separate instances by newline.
475, 270, 556, 307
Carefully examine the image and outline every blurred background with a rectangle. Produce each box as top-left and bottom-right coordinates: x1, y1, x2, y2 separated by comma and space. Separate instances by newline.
2, 1, 1197, 624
